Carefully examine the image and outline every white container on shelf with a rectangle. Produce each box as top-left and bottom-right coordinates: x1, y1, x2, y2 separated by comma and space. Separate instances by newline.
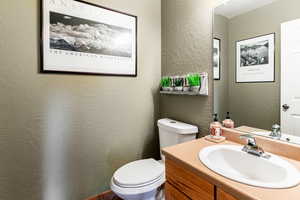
199, 72, 208, 95
174, 86, 183, 91
190, 86, 200, 92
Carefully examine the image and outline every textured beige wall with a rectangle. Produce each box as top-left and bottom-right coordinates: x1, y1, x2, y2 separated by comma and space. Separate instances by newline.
213, 14, 229, 121
0, 0, 161, 199
161, 0, 214, 135
227, 0, 300, 129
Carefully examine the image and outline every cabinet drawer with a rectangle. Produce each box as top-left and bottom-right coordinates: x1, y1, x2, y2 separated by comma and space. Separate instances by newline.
165, 182, 191, 200
217, 188, 238, 200
165, 159, 214, 200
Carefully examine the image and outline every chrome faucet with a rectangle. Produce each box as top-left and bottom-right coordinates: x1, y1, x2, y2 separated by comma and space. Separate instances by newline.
239, 134, 270, 159
270, 124, 281, 139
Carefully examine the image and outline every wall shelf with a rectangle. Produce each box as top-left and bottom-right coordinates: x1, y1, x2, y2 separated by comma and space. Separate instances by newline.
160, 91, 208, 96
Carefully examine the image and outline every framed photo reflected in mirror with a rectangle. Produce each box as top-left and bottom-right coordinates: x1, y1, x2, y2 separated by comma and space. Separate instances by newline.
236, 33, 275, 83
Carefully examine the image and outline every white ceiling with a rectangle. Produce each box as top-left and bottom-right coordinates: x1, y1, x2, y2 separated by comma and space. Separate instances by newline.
215, 0, 279, 19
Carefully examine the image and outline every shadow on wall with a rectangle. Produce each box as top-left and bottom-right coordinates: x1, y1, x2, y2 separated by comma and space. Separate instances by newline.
41, 88, 160, 200
142, 87, 160, 160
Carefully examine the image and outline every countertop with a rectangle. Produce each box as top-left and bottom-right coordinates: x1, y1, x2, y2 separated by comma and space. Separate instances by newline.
162, 138, 300, 200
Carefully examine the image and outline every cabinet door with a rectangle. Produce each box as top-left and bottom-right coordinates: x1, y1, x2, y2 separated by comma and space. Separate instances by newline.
165, 182, 191, 200
217, 188, 238, 200
165, 159, 214, 200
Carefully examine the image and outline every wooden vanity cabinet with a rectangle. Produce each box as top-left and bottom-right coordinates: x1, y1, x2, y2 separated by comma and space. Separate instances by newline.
165, 182, 191, 200
216, 188, 238, 200
165, 158, 214, 200
165, 158, 238, 200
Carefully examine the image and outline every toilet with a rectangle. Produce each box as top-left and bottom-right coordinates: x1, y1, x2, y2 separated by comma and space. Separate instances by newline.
110, 118, 198, 200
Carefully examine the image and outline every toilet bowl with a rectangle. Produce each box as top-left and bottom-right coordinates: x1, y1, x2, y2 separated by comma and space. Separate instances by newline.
110, 119, 198, 200
110, 159, 165, 200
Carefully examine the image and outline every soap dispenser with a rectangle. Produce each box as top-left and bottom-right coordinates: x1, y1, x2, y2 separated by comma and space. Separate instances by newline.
222, 112, 235, 128
210, 114, 222, 138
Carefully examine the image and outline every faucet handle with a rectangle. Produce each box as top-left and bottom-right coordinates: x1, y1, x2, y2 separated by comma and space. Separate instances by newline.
240, 134, 257, 147
270, 124, 281, 138
240, 134, 269, 158
272, 124, 281, 132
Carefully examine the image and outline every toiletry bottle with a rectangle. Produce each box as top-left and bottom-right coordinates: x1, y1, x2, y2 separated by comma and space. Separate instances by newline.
222, 112, 235, 128
210, 114, 222, 137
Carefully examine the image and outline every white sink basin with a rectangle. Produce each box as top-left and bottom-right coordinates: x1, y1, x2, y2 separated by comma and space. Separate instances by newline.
199, 145, 300, 188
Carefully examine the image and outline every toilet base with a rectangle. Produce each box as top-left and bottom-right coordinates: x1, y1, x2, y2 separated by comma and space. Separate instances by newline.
114, 185, 164, 200
114, 188, 156, 200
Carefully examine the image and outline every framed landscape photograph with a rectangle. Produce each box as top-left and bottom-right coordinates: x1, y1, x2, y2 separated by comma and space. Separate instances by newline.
213, 38, 221, 80
41, 0, 137, 76
236, 33, 275, 83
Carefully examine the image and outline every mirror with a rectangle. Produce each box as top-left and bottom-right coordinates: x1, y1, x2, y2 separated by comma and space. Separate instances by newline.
213, 0, 300, 145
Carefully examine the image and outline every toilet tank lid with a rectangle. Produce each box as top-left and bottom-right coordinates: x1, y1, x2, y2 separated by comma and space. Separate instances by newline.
157, 118, 198, 134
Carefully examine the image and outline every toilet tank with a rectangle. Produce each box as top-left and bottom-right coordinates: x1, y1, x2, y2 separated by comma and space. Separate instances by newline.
157, 118, 198, 160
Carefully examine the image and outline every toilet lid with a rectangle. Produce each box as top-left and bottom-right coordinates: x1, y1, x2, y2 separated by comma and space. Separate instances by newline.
113, 159, 164, 188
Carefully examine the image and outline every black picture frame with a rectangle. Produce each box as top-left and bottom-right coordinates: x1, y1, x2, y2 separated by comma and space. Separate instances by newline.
40, 0, 138, 77
213, 38, 221, 80
235, 33, 275, 83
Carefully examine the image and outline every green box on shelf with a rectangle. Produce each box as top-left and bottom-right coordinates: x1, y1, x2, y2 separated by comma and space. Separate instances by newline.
174, 78, 183, 87
160, 77, 172, 87
187, 74, 201, 87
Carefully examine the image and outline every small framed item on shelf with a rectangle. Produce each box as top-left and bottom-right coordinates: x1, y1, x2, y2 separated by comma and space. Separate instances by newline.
174, 76, 184, 91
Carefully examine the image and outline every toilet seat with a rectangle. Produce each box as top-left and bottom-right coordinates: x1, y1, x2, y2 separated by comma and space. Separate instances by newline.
113, 159, 164, 187
111, 159, 165, 196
